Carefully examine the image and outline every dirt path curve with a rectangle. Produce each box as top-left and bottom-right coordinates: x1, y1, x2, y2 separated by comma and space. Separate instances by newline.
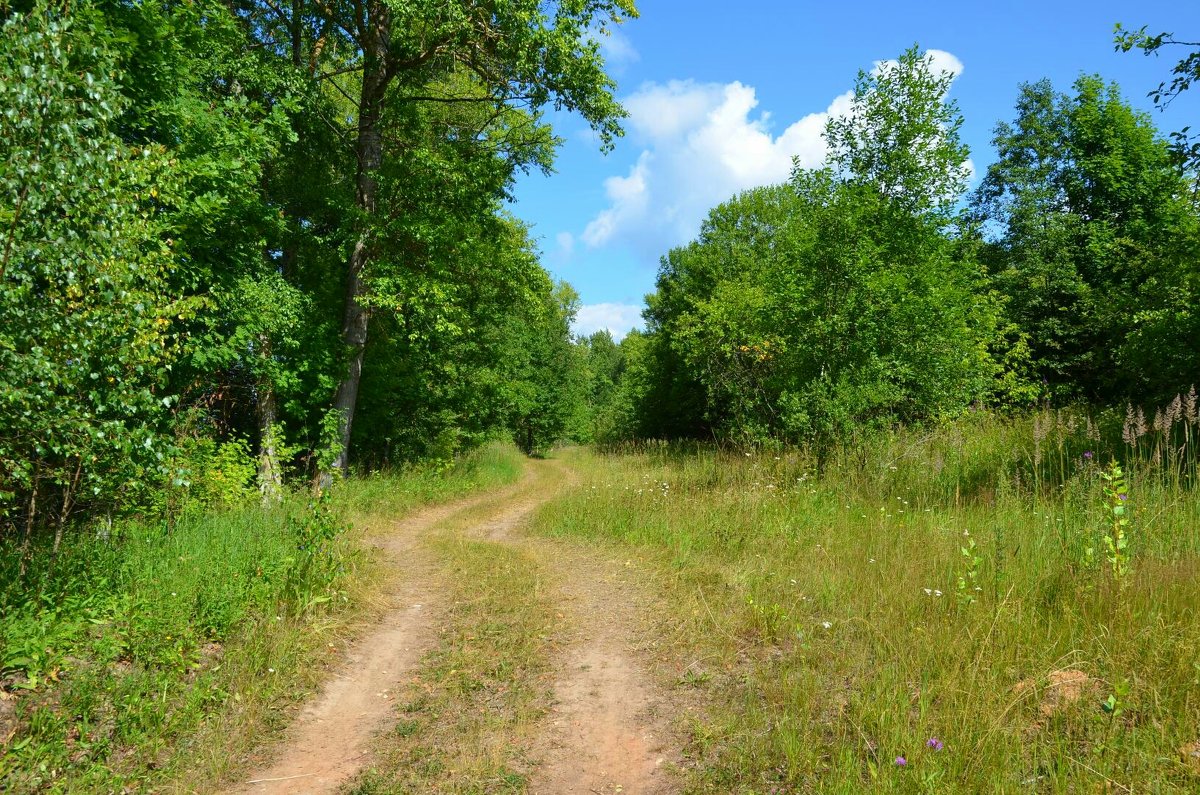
232, 468, 552, 795
486, 458, 681, 795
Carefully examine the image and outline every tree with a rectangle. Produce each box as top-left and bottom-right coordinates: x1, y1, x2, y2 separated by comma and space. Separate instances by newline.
974, 76, 1200, 402
233, 0, 638, 475
825, 45, 971, 217
633, 48, 1005, 450
1115, 24, 1200, 180
0, 7, 185, 549
505, 281, 589, 455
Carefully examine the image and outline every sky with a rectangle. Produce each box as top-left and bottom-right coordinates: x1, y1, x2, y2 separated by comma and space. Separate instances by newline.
508, 1, 1200, 340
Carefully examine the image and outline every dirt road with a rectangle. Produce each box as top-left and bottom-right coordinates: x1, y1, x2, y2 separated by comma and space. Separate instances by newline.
232, 457, 681, 795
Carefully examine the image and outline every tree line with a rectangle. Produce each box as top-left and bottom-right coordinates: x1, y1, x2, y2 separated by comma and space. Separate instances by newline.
3, 2, 1197, 544
1, 0, 634, 543
578, 47, 1199, 452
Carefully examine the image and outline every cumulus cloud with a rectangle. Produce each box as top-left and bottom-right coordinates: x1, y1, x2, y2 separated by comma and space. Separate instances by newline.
581, 80, 852, 253
580, 49, 965, 256
573, 303, 644, 340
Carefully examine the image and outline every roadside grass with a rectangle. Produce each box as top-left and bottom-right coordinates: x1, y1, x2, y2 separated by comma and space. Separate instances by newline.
0, 441, 524, 793
530, 410, 1200, 793
334, 441, 525, 524
348, 529, 555, 794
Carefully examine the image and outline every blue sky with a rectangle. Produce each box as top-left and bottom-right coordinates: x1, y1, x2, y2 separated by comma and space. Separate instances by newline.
508, 1, 1200, 339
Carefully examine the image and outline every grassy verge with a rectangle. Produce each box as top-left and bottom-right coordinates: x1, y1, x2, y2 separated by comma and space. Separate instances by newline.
333, 441, 525, 524
0, 442, 524, 793
530, 414, 1200, 793
348, 529, 555, 794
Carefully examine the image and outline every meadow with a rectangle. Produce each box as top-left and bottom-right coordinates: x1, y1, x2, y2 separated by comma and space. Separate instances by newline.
531, 402, 1200, 793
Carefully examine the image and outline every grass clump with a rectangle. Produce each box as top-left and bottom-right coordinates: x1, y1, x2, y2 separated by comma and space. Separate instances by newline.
350, 532, 554, 794
533, 409, 1200, 793
0, 441, 525, 793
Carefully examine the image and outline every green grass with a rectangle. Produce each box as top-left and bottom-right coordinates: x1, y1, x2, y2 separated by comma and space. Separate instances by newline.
531, 411, 1200, 793
0, 441, 524, 793
349, 532, 555, 794
334, 441, 525, 522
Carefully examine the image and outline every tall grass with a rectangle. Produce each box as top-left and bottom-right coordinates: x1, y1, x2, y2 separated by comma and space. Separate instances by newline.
534, 404, 1200, 793
0, 441, 524, 793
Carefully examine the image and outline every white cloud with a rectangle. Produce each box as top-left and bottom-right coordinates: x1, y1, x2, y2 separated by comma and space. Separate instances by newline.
922, 49, 964, 80
869, 48, 963, 81
581, 79, 853, 253
555, 231, 575, 257
573, 302, 644, 340
581, 49, 965, 256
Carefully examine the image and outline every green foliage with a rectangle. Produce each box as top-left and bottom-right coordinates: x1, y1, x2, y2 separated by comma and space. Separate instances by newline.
171, 434, 258, 512
974, 76, 1200, 403
637, 46, 1007, 450
955, 532, 982, 606
825, 45, 972, 217
1099, 461, 1132, 582
0, 7, 184, 536
505, 281, 590, 455
1115, 24, 1200, 179
282, 493, 348, 613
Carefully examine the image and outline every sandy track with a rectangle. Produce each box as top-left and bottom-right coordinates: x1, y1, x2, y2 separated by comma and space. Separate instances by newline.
522, 546, 679, 795
233, 456, 682, 795
485, 459, 680, 795
231, 478, 533, 795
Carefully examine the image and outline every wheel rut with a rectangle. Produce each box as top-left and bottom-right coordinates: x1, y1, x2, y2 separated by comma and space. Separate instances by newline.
231, 472, 544, 795
233, 456, 684, 795
484, 459, 681, 795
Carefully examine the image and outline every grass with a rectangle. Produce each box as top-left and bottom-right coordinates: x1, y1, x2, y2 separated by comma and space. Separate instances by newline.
529, 408, 1200, 793
0, 441, 524, 793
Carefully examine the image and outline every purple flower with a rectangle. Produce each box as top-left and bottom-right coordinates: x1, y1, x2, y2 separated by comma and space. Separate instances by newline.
927, 737, 944, 751
1083, 451, 1094, 460
1118, 493, 1128, 501
895, 756, 907, 767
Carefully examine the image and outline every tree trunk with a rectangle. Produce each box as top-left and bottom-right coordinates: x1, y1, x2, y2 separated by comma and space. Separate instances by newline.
18, 461, 39, 578
257, 342, 284, 505
327, 19, 391, 478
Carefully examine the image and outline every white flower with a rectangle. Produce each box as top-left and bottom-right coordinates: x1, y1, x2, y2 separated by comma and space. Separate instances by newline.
821, 621, 832, 630
923, 588, 933, 595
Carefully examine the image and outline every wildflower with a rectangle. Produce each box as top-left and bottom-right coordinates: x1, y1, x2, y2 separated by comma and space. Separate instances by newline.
821, 621, 832, 629
1118, 493, 1128, 501
895, 756, 907, 767
927, 737, 943, 751
1083, 451, 1094, 460
923, 588, 932, 595
934, 590, 943, 597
